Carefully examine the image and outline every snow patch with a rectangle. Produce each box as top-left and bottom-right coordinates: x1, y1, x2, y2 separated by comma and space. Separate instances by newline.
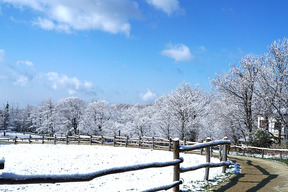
0, 144, 230, 191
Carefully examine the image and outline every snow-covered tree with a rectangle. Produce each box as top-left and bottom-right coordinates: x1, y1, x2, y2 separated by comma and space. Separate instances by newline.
0, 102, 10, 134
156, 83, 210, 141
79, 100, 111, 136
153, 100, 176, 139
210, 97, 247, 144
56, 97, 86, 135
8, 103, 22, 132
211, 55, 262, 134
125, 104, 154, 137
259, 38, 288, 141
37, 98, 57, 136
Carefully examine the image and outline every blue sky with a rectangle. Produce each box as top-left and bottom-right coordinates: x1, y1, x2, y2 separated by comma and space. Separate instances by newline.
1, 0, 288, 107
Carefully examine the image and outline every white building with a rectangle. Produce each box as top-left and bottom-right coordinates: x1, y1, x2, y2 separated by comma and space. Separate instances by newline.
258, 116, 288, 139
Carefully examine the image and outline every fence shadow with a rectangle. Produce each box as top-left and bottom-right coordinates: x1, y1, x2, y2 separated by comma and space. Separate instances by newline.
246, 160, 278, 192
213, 159, 278, 192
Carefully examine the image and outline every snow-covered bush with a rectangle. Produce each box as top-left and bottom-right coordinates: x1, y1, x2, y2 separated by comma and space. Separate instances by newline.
249, 129, 273, 148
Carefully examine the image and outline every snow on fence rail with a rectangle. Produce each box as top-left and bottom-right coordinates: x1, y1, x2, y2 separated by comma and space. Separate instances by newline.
0, 135, 194, 151
0, 136, 231, 192
0, 159, 183, 184
230, 145, 288, 160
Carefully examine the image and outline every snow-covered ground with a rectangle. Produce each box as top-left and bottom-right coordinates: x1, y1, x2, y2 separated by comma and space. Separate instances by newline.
0, 144, 232, 192
0, 131, 38, 138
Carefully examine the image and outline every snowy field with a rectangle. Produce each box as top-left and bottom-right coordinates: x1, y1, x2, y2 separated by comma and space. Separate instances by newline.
0, 144, 228, 192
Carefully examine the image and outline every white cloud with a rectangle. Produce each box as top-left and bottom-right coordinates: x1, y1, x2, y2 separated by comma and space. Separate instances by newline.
17, 60, 34, 66
161, 43, 193, 62
0, 50, 35, 86
147, 0, 181, 15
3, 0, 142, 36
46, 72, 96, 95
13, 75, 28, 86
84, 81, 93, 89
140, 88, 156, 101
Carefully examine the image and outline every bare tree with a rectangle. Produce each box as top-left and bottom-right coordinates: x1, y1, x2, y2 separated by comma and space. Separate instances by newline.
56, 97, 86, 135
211, 55, 261, 134
156, 83, 210, 141
79, 100, 111, 136
37, 98, 56, 136
259, 38, 288, 142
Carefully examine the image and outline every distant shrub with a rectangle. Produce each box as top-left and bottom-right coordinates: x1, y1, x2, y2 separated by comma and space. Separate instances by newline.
249, 129, 272, 148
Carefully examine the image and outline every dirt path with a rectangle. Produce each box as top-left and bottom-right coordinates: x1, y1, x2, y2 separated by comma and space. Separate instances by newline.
212, 155, 288, 192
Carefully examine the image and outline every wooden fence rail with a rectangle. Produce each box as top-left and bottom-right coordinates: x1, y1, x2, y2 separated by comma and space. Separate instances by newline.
230, 145, 288, 160
0, 135, 179, 151
0, 159, 183, 184
0, 136, 231, 192
172, 137, 231, 192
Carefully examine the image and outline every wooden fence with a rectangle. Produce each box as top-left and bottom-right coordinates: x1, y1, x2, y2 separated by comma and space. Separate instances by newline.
230, 145, 288, 160
0, 136, 231, 192
0, 135, 198, 151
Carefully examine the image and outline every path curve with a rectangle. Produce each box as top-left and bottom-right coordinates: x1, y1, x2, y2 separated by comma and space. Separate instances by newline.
212, 155, 288, 192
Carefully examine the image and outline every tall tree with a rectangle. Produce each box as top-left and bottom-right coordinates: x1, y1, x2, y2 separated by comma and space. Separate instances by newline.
211, 55, 261, 134
156, 83, 210, 141
56, 97, 85, 135
0, 102, 10, 135
260, 38, 288, 141
79, 100, 111, 136
37, 98, 56, 136
154, 100, 176, 139
125, 104, 154, 137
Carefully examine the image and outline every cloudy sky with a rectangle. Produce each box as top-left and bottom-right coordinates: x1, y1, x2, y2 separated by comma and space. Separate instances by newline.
1, 0, 288, 106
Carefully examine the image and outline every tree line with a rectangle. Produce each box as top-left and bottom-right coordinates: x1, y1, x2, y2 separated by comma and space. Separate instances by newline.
1, 38, 288, 144
0, 83, 211, 141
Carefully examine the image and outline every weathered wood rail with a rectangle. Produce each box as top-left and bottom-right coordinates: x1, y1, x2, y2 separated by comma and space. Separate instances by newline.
0, 135, 198, 151
172, 137, 231, 192
0, 136, 231, 192
230, 145, 288, 160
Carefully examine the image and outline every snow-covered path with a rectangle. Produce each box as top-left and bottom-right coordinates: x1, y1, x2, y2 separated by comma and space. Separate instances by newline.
0, 144, 224, 191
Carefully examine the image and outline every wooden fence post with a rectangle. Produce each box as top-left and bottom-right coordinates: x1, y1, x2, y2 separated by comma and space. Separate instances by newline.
101, 135, 104, 145
169, 138, 172, 151
219, 145, 222, 161
280, 151, 283, 160
90, 136, 93, 145
200, 139, 204, 155
29, 135, 32, 144
54, 135, 57, 145
113, 135, 116, 147
152, 137, 155, 150
222, 137, 228, 173
210, 144, 213, 157
183, 139, 187, 154
139, 136, 142, 148
78, 135, 80, 145
261, 149, 264, 158
14, 136, 17, 144
42, 135, 45, 144
66, 135, 69, 145
125, 136, 129, 147
204, 137, 212, 180
173, 138, 180, 192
